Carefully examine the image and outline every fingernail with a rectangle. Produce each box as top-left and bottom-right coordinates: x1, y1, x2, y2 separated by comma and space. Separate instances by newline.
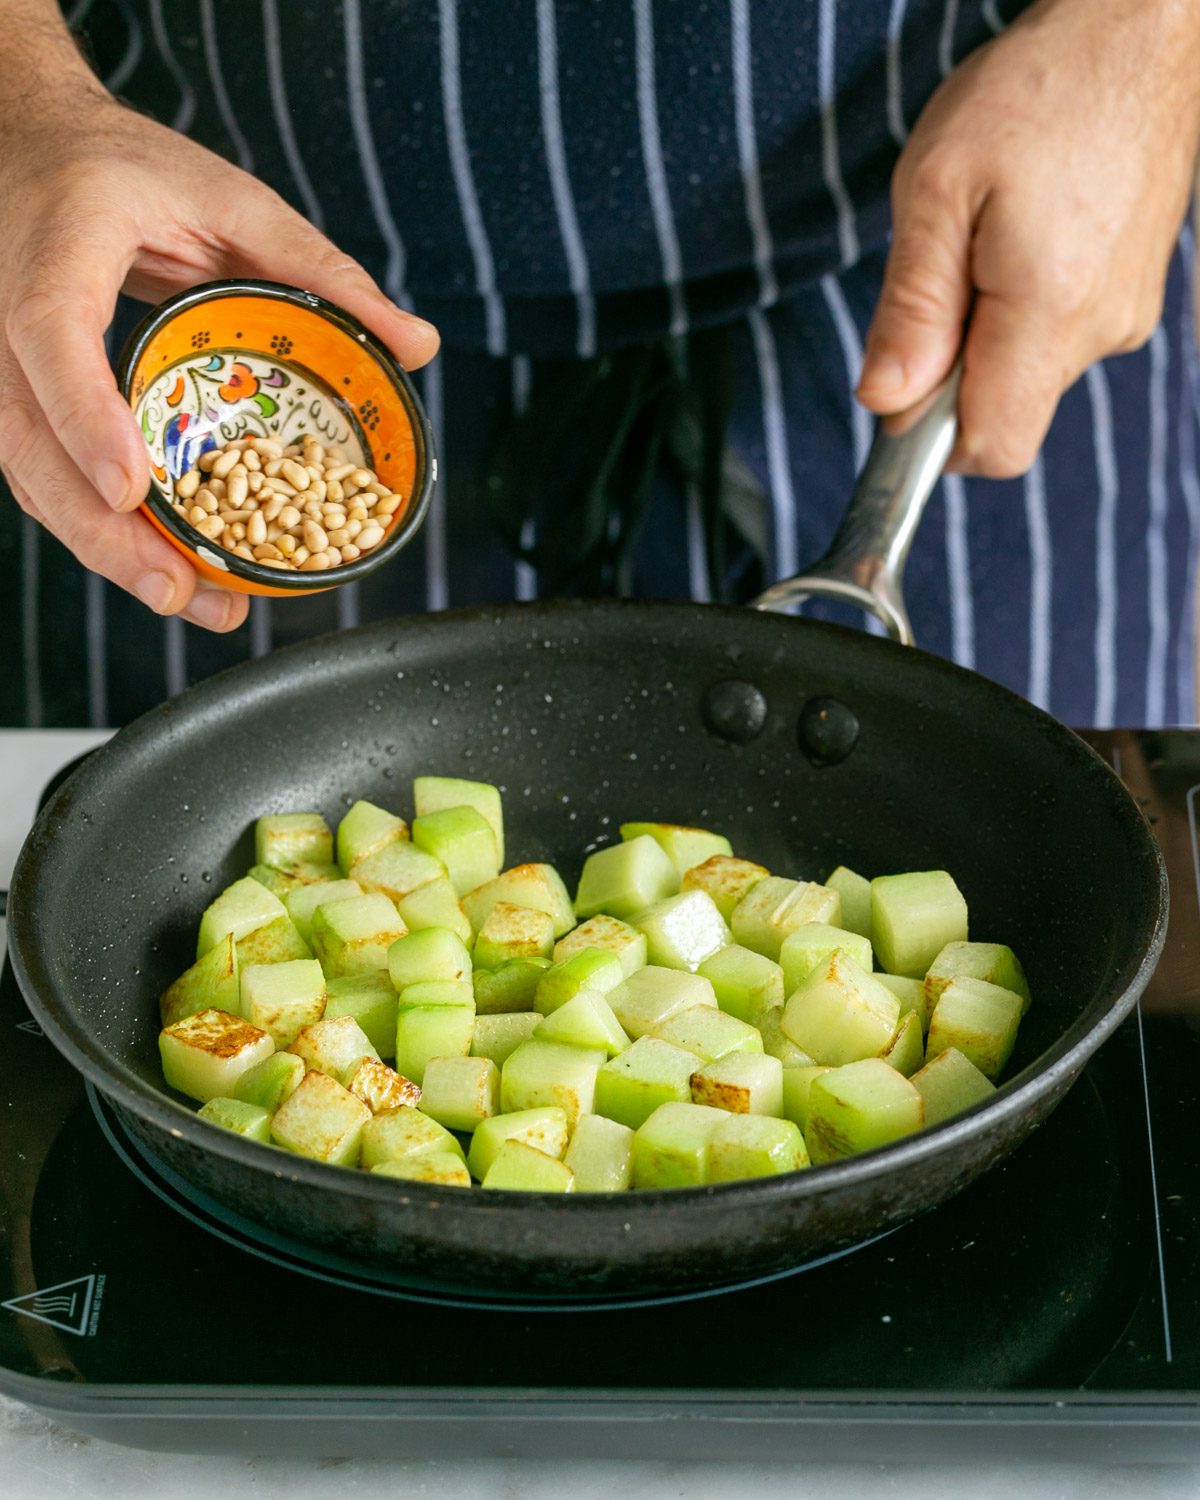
134, 570, 175, 613
96, 460, 133, 510
186, 586, 234, 631
857, 354, 906, 396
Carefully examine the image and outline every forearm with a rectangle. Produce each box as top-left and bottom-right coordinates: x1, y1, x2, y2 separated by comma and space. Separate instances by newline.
0, 1, 110, 124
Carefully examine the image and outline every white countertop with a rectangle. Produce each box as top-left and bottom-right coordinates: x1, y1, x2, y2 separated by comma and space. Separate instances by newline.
2, 729, 1199, 1497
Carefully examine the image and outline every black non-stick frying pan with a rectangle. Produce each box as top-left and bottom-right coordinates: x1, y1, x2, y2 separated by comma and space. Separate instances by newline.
7, 373, 1167, 1303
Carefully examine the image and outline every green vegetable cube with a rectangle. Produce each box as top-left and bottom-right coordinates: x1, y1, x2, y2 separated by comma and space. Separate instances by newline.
387, 927, 472, 990
240, 959, 326, 1048
758, 1005, 817, 1067
247, 863, 304, 899
707, 1113, 809, 1181
414, 775, 505, 866
730, 878, 841, 960
323, 972, 399, 1059
471, 1012, 543, 1067
353, 840, 446, 904
681, 855, 770, 923
876, 973, 932, 1033
288, 1014, 379, 1079
474, 957, 552, 1013
925, 976, 1023, 1080
337, 799, 408, 873
360, 1105, 464, 1167
197, 1097, 273, 1143
397, 979, 476, 1009
344, 1057, 422, 1114
553, 914, 648, 976
823, 865, 874, 943
619, 821, 733, 879
780, 1064, 834, 1131
697, 944, 784, 1027
780, 924, 873, 996
467, 1106, 570, 1180
288, 861, 344, 885
395, 876, 472, 945
473, 901, 556, 970
806, 1058, 925, 1163
563, 1113, 635, 1192
482, 1140, 575, 1192
632, 889, 730, 972
234, 1051, 306, 1111
781, 952, 901, 1066
235, 914, 312, 967
690, 1051, 783, 1115
418, 1055, 500, 1131
394, 1001, 476, 1084
574, 834, 678, 919
255, 812, 333, 872
925, 941, 1031, 1015
880, 1009, 925, 1077
870, 871, 968, 978
650, 1005, 762, 1062
608, 966, 716, 1039
535, 947, 625, 1015
632, 1101, 727, 1188
462, 864, 575, 937
197, 877, 287, 958
500, 1039, 606, 1128
160, 933, 240, 1028
284, 878, 363, 945
911, 1046, 997, 1125
533, 990, 631, 1056
159, 1009, 275, 1103
310, 893, 407, 978
412, 805, 500, 897
270, 1069, 370, 1165
594, 1037, 698, 1129
372, 1152, 472, 1187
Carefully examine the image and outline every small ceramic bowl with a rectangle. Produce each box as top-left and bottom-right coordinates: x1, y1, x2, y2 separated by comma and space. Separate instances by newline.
116, 279, 436, 597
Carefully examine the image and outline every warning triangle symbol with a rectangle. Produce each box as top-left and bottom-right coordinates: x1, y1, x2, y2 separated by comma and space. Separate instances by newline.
2, 1275, 97, 1336
15, 1019, 44, 1037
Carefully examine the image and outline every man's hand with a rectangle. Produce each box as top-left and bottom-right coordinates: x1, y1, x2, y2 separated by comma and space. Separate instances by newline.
0, 6, 438, 631
857, 0, 1200, 477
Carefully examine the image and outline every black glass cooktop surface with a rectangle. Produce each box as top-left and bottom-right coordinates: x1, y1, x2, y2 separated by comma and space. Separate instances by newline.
2, 730, 1199, 1460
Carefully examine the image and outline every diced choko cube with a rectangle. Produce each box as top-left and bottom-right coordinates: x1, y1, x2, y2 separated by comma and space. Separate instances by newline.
707, 1113, 809, 1182
270, 1070, 370, 1165
234, 1050, 306, 1111
535, 947, 625, 1015
823, 866, 874, 943
310, 893, 407, 978
690, 1051, 783, 1115
697, 944, 783, 1027
255, 813, 333, 872
323, 972, 399, 1059
387, 927, 472, 990
608, 966, 717, 1040
632, 889, 730, 972
730, 878, 841, 961
632, 1101, 727, 1188
619, 822, 733, 880
353, 841, 446, 904
482, 1140, 575, 1192
574, 835, 678, 919
925, 976, 1023, 1080
160, 933, 240, 1028
474, 957, 551, 1013
563, 1113, 635, 1192
471, 1012, 543, 1067
413, 776, 505, 867
533, 990, 631, 1056
394, 1001, 475, 1085
360, 1105, 463, 1168
288, 1013, 379, 1079
594, 1036, 698, 1129
395, 877, 472, 945
806, 1058, 925, 1163
500, 1039, 606, 1128
418, 1055, 500, 1131
397, 979, 476, 1010
288, 861, 344, 886
911, 1046, 997, 1125
337, 799, 408, 873
924, 941, 1031, 1015
159, 1008, 275, 1103
197, 877, 287, 959
757, 1006, 817, 1067
553, 914, 648, 977
473, 901, 556, 970
467, 1106, 570, 1180
235, 914, 312, 967
247, 863, 304, 899
781, 952, 901, 1066
780, 1064, 834, 1132
344, 1057, 422, 1114
681, 855, 770, 923
373, 1151, 472, 1187
870, 871, 968, 978
876, 973, 932, 1034
880, 1009, 925, 1077
462, 864, 575, 938
197, 1096, 273, 1143
650, 1005, 763, 1062
412, 806, 500, 897
284, 879, 364, 945
780, 924, 873, 996
240, 959, 326, 1049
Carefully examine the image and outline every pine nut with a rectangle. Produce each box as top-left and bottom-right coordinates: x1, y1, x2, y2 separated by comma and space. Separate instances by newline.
253, 542, 281, 561
197, 450, 220, 473
303, 442, 325, 464
198, 491, 219, 514
209, 478, 227, 499
212, 449, 240, 480
292, 546, 310, 565
261, 495, 285, 523
357, 523, 385, 550
247, 512, 267, 546
264, 478, 298, 498
258, 557, 290, 569
281, 460, 310, 490
373, 493, 402, 516
278, 505, 301, 531
350, 468, 373, 488
176, 469, 201, 499
345, 518, 363, 541
303, 519, 328, 553
300, 552, 331, 571
243, 449, 261, 472
325, 479, 345, 503
303, 499, 324, 520
305, 463, 323, 481
195, 514, 224, 540
348, 504, 368, 523
341, 543, 361, 562
278, 534, 297, 557
247, 472, 264, 494
226, 473, 249, 509
187, 504, 207, 526
324, 463, 355, 482
252, 438, 283, 458
366, 480, 390, 498
233, 543, 256, 560
326, 546, 343, 566
327, 527, 351, 548
306, 478, 327, 503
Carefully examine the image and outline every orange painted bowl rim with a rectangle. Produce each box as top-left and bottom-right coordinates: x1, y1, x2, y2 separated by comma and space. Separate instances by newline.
114, 278, 437, 593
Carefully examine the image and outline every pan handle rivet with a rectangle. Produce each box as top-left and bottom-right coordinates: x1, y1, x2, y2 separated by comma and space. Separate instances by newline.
798, 696, 859, 767
702, 680, 768, 744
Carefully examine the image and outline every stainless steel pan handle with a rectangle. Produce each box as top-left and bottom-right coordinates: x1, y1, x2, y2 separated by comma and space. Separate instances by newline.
752, 359, 963, 645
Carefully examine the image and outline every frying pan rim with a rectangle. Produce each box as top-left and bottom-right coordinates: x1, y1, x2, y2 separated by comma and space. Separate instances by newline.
7, 599, 1169, 1214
